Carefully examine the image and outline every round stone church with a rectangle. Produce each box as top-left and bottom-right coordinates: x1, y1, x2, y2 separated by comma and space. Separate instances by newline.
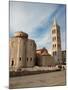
9, 31, 36, 71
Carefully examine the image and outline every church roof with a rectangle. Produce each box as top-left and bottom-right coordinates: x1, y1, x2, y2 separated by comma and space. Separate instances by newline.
14, 31, 28, 38
36, 48, 50, 56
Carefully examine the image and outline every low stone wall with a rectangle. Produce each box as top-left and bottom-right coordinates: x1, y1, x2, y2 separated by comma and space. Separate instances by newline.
10, 68, 61, 77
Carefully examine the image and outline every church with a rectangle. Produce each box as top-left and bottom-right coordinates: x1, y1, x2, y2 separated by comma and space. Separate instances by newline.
9, 19, 62, 71
9, 31, 36, 71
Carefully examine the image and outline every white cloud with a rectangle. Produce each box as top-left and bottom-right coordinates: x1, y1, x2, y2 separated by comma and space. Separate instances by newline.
10, 1, 58, 34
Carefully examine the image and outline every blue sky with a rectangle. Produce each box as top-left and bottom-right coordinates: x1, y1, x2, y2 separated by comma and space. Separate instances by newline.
9, 1, 66, 54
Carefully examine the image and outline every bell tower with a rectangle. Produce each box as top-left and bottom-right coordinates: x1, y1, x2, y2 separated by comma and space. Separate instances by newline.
51, 18, 62, 64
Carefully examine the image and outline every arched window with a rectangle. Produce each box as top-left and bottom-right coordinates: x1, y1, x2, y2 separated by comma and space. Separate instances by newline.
11, 60, 14, 66
27, 57, 28, 61
52, 29, 56, 34
53, 52, 54, 56
55, 44, 56, 47
53, 51, 56, 56
55, 51, 56, 55
52, 37, 56, 41
54, 37, 56, 40
30, 57, 32, 61
19, 57, 21, 61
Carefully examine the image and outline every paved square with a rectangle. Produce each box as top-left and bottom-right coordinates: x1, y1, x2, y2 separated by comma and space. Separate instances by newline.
9, 70, 66, 89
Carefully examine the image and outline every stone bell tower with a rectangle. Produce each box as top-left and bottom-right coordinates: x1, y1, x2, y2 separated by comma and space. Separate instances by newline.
51, 18, 62, 64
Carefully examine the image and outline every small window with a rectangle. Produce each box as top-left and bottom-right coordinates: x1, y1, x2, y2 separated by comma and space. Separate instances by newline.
55, 44, 56, 47
52, 37, 56, 41
54, 30, 56, 33
19, 57, 21, 61
53, 51, 56, 56
53, 44, 56, 48
52, 29, 56, 34
30, 57, 32, 61
11, 60, 14, 66
53, 52, 54, 56
27, 58, 28, 61
54, 37, 56, 40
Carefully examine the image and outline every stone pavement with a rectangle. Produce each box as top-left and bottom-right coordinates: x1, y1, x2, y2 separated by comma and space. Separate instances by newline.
9, 70, 66, 89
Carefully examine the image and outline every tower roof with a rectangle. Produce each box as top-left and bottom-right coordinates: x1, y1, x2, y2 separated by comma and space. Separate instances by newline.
36, 48, 50, 56
53, 17, 57, 26
52, 17, 60, 30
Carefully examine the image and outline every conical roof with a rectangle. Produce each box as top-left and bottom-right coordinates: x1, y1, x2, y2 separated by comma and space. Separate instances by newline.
53, 17, 57, 26
14, 31, 28, 38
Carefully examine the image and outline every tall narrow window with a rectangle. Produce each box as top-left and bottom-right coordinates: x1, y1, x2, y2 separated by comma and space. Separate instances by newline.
55, 44, 56, 47
54, 37, 56, 41
27, 58, 28, 61
53, 51, 56, 56
11, 60, 14, 66
53, 52, 54, 56
52, 37, 56, 41
52, 29, 56, 34
55, 51, 56, 55
30, 57, 32, 61
19, 57, 21, 61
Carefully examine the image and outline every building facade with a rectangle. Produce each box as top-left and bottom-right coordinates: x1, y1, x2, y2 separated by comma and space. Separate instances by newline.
9, 32, 36, 71
36, 48, 55, 66
51, 19, 62, 64
26, 39, 36, 67
62, 50, 66, 64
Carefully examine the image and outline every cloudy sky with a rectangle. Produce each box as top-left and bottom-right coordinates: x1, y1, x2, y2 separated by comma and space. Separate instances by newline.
9, 1, 66, 54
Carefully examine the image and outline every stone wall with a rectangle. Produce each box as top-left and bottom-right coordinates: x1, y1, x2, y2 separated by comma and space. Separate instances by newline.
9, 32, 36, 71
37, 55, 55, 66
26, 39, 36, 67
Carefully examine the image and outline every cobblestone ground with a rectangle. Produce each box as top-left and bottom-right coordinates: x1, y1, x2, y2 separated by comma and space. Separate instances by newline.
9, 70, 66, 89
